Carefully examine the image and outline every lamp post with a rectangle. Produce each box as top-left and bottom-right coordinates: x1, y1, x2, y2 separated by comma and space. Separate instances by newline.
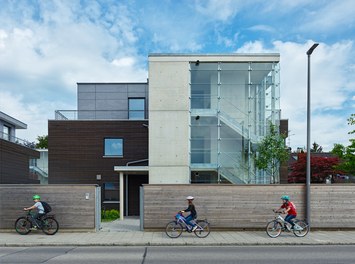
306, 43, 319, 230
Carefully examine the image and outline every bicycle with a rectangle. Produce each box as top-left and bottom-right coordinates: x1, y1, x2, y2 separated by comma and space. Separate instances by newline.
15, 210, 59, 235
266, 210, 309, 238
165, 212, 210, 238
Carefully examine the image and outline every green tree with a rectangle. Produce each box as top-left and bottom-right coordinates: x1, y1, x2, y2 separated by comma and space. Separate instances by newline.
35, 135, 48, 149
255, 122, 289, 184
331, 114, 355, 175
311, 142, 323, 153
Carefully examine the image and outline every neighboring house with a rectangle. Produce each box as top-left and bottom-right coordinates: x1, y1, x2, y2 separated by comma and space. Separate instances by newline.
50, 53, 285, 217
0, 111, 40, 184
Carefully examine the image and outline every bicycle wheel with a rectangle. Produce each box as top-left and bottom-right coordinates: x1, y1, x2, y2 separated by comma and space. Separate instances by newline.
165, 221, 183, 238
41, 217, 59, 235
194, 220, 210, 238
266, 220, 282, 238
293, 220, 309, 237
15, 217, 32, 235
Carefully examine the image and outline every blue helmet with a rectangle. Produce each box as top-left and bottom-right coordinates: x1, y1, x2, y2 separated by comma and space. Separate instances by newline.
281, 195, 290, 201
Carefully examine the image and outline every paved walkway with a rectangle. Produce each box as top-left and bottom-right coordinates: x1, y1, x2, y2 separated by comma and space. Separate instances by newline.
2, 218, 354, 247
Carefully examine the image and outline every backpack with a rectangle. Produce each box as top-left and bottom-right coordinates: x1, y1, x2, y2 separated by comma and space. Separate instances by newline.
41, 201, 52, 214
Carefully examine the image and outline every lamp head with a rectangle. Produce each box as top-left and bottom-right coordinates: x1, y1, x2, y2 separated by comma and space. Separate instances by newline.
307, 43, 319, 55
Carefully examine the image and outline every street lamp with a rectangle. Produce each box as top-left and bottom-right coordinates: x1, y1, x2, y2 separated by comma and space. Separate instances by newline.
306, 43, 319, 230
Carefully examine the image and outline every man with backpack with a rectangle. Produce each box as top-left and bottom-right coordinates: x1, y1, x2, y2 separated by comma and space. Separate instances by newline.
24, 194, 51, 229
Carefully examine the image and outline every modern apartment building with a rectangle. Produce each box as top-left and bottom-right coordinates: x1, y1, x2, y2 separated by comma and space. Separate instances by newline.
147, 54, 282, 185
50, 53, 284, 217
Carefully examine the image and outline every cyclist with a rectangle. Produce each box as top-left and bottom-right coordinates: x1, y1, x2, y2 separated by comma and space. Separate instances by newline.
275, 195, 297, 230
180, 196, 197, 232
23, 194, 45, 229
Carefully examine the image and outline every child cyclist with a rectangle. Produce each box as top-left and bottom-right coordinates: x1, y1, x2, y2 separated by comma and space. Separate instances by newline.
24, 194, 45, 229
275, 195, 297, 230
180, 196, 198, 232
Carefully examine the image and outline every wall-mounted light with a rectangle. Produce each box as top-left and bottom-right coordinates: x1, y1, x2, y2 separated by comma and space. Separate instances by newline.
195, 115, 200, 120
195, 60, 200, 66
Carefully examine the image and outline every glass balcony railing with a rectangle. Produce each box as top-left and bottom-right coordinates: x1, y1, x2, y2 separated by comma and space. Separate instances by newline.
54, 110, 147, 120
0, 132, 36, 149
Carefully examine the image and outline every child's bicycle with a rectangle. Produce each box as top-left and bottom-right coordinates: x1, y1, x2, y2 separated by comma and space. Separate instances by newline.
165, 212, 210, 238
266, 210, 309, 238
15, 210, 59, 235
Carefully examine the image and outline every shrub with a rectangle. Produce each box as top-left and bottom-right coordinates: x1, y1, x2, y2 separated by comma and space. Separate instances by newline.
101, 209, 120, 221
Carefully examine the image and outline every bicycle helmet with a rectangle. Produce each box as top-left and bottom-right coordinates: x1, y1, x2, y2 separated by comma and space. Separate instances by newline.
33, 194, 41, 200
281, 195, 290, 201
186, 196, 194, 200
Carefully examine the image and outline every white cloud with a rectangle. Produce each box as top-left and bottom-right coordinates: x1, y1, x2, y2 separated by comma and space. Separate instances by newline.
236, 40, 354, 151
0, 1, 147, 142
194, 0, 241, 22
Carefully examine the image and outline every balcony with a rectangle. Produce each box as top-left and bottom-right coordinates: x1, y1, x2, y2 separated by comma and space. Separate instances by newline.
55, 110, 146, 120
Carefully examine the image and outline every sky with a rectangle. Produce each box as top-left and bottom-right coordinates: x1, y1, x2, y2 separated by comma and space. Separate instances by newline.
0, 0, 354, 152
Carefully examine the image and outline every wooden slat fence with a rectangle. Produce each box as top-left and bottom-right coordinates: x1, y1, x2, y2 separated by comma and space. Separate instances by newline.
0, 185, 99, 231
143, 184, 355, 230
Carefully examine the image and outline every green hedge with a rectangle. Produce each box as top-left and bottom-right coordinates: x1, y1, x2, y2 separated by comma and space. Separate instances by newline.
101, 209, 120, 221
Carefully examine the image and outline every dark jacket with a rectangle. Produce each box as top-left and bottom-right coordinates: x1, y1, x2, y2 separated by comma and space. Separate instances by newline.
184, 204, 197, 219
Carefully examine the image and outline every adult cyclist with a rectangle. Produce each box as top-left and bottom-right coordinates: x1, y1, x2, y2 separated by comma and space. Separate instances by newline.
180, 196, 197, 232
275, 195, 297, 230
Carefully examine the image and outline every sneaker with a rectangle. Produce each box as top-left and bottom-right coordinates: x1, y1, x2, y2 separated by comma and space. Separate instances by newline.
192, 226, 197, 232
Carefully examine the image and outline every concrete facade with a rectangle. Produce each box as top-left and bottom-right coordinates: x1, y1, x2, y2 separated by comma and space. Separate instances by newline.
148, 54, 281, 184
148, 59, 190, 184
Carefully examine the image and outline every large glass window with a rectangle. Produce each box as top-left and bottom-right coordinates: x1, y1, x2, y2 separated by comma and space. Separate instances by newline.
104, 138, 123, 156
190, 61, 280, 184
129, 98, 145, 120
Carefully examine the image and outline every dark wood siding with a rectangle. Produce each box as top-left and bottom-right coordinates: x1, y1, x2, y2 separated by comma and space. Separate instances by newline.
48, 120, 148, 214
0, 139, 40, 184
48, 120, 148, 184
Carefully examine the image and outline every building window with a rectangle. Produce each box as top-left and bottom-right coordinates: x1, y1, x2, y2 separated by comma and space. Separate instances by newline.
104, 138, 123, 157
129, 98, 145, 120
103, 182, 119, 202
2, 125, 10, 141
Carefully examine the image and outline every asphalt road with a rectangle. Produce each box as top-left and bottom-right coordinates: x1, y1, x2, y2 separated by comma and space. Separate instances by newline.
0, 245, 354, 264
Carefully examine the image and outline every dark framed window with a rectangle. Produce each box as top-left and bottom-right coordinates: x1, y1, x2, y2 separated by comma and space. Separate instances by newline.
129, 98, 145, 120
104, 138, 123, 157
103, 182, 119, 202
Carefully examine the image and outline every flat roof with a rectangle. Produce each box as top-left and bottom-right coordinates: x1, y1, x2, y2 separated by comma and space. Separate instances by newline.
0, 111, 27, 129
149, 53, 280, 62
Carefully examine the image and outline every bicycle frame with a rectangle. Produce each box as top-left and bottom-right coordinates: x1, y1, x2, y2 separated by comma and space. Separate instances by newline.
273, 212, 303, 231
175, 213, 195, 230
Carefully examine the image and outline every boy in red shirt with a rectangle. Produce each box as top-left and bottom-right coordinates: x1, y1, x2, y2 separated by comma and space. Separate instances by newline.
276, 195, 297, 230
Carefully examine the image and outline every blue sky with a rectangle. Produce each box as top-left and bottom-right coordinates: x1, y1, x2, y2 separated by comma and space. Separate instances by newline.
0, 0, 354, 151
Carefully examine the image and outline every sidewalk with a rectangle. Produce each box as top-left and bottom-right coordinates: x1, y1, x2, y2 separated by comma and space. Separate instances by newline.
2, 218, 354, 247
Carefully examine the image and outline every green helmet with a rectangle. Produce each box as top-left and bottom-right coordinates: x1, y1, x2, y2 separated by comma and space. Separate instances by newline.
32, 194, 41, 200
281, 195, 290, 201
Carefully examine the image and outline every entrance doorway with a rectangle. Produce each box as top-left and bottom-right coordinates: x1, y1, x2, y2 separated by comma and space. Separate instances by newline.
126, 174, 148, 216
